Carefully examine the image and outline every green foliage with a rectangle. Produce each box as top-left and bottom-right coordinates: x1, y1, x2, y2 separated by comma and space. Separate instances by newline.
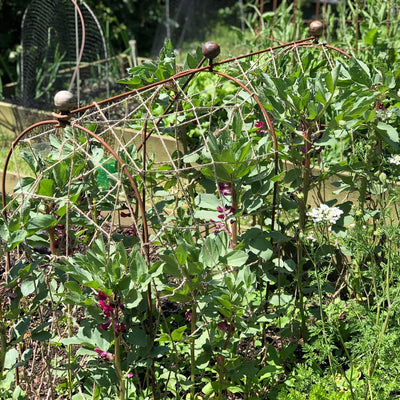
118, 40, 176, 88
278, 384, 352, 400
3, 3, 400, 400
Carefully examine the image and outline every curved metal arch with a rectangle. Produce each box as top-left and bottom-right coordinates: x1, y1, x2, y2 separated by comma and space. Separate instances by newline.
69, 37, 350, 117
1, 120, 149, 274
3, 34, 352, 274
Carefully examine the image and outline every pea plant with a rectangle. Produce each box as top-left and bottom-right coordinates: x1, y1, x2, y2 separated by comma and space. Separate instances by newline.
2, 14, 400, 400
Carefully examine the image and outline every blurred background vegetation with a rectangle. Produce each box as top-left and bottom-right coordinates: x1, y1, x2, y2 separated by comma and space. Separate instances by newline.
0, 0, 252, 85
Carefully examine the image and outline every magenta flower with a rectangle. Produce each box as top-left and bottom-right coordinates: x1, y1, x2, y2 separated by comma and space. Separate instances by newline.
99, 320, 111, 330
98, 299, 114, 317
185, 310, 192, 322
210, 205, 236, 234
255, 120, 266, 133
115, 322, 127, 333
98, 291, 108, 301
120, 204, 132, 218
216, 205, 235, 220
211, 221, 226, 234
124, 372, 134, 378
123, 227, 137, 236
218, 182, 232, 196
217, 320, 235, 334
94, 348, 114, 362
96, 291, 128, 335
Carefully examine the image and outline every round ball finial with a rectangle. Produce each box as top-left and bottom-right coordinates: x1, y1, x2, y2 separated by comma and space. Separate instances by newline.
54, 90, 75, 112
309, 20, 324, 37
202, 41, 221, 60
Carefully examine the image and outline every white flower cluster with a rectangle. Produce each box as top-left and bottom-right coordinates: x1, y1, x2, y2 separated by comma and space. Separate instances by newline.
389, 155, 400, 165
307, 204, 343, 225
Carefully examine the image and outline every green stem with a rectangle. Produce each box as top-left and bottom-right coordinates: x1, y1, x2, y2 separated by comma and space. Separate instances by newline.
67, 303, 73, 399
231, 180, 238, 246
296, 129, 312, 338
114, 333, 125, 400
296, 240, 307, 338
190, 303, 197, 399
0, 319, 6, 381
367, 252, 392, 388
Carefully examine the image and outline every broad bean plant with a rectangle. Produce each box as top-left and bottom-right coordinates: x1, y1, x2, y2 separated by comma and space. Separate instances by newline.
2, 14, 400, 400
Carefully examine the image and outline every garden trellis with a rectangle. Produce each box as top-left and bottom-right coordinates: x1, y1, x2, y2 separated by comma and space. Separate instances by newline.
1, 24, 353, 399
2, 27, 350, 273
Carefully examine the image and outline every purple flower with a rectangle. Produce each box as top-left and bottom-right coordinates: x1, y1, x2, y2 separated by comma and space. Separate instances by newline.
99, 320, 111, 330
255, 120, 266, 133
123, 227, 137, 236
120, 204, 132, 218
98, 291, 108, 301
94, 348, 114, 362
218, 182, 232, 196
115, 322, 127, 333
212, 221, 227, 233
216, 205, 235, 221
185, 310, 192, 322
217, 320, 235, 334
98, 300, 114, 317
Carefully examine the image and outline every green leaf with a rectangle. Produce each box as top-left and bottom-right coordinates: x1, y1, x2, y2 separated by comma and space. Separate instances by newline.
307, 101, 319, 120
126, 326, 147, 346
193, 209, 221, 221
326, 65, 340, 94
60, 324, 110, 350
171, 325, 187, 341
194, 193, 221, 210
175, 244, 189, 265
31, 330, 52, 341
26, 214, 57, 233
37, 179, 55, 197
12, 316, 31, 341
182, 153, 199, 163
21, 279, 36, 296
314, 90, 326, 105
65, 281, 82, 294
83, 281, 101, 290
242, 228, 273, 261
202, 381, 220, 396
227, 386, 244, 394
270, 293, 293, 306
376, 122, 399, 150
4, 348, 18, 369
186, 52, 197, 69
7, 230, 27, 251
364, 28, 378, 46
349, 58, 371, 87
14, 177, 35, 192
232, 110, 243, 137
21, 349, 32, 363
258, 364, 282, 380
131, 252, 148, 284
273, 258, 295, 272
199, 232, 230, 268
223, 250, 248, 267
161, 253, 182, 277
